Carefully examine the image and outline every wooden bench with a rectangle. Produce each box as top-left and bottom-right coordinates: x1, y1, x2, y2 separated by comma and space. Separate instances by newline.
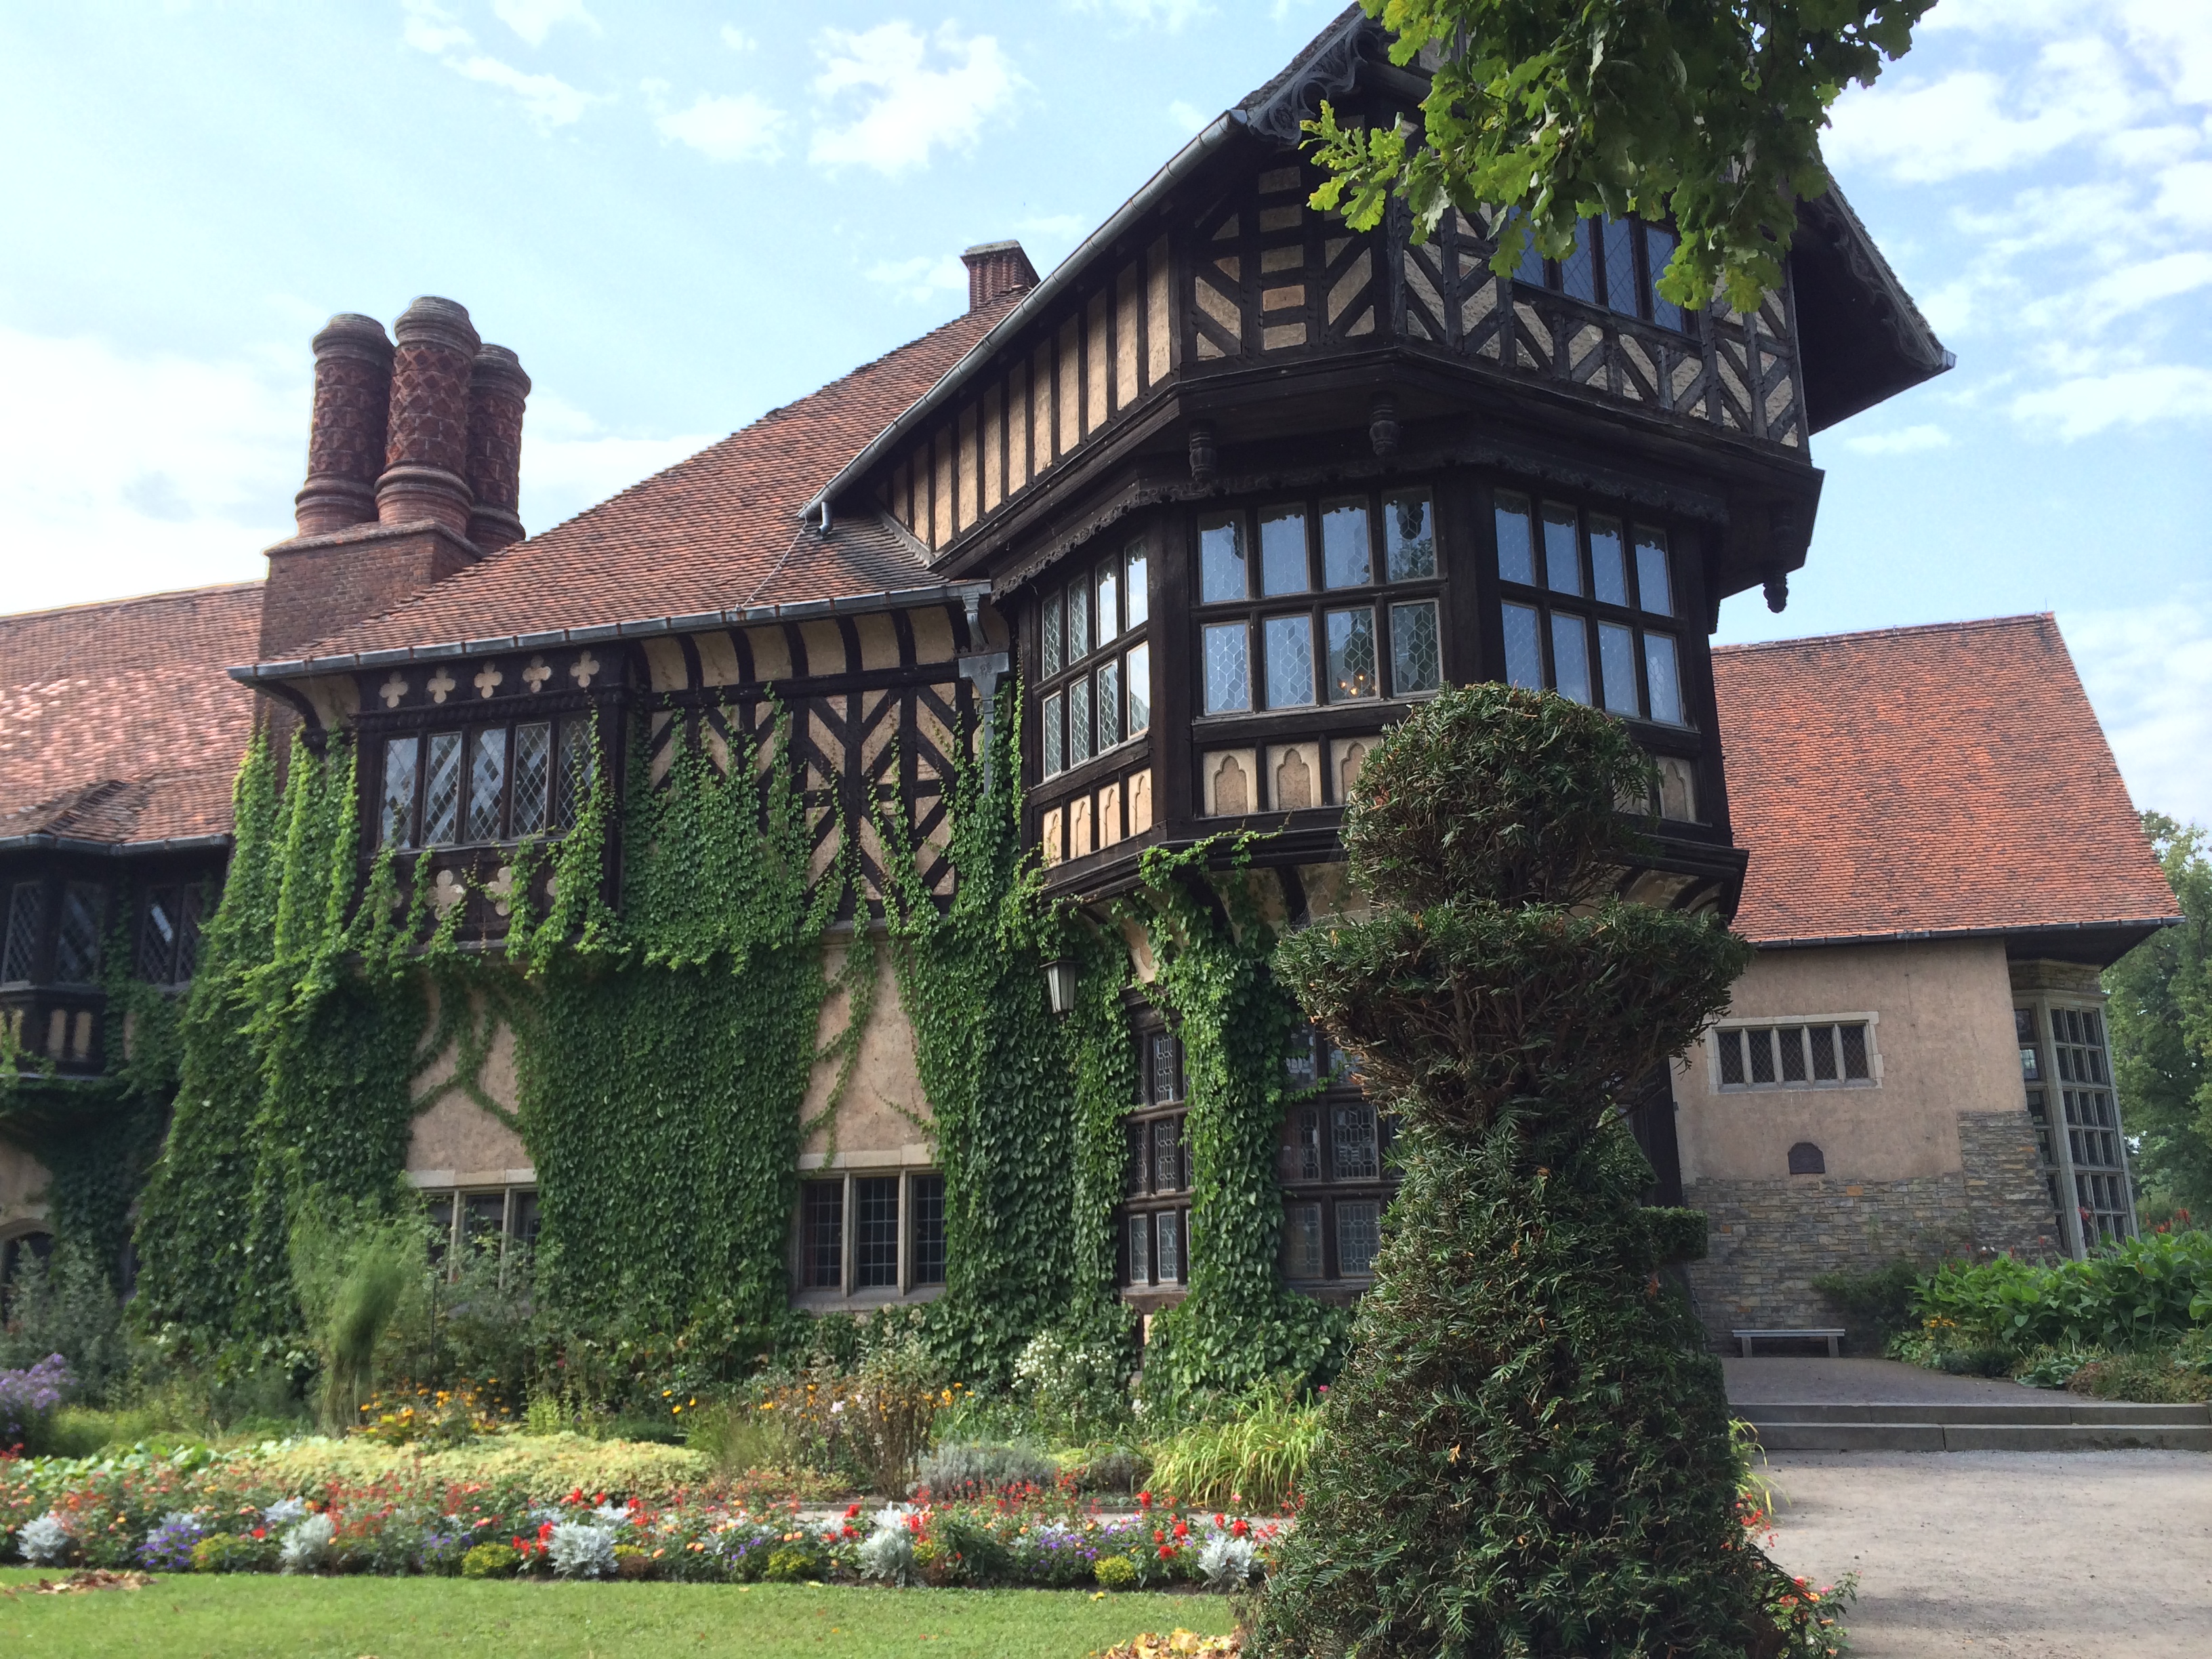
1734, 1328, 1845, 1358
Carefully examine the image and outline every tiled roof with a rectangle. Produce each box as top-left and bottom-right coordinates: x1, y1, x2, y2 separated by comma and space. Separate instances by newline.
0, 582, 264, 846
1714, 615, 2179, 946
300, 295, 1023, 660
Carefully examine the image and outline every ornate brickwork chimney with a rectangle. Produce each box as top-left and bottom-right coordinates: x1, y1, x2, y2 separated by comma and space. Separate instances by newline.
465, 344, 531, 552
960, 241, 1038, 312
375, 296, 480, 535
293, 314, 394, 536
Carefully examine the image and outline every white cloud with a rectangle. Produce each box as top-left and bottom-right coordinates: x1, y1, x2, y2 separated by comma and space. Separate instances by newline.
518, 392, 719, 536
1825, 37, 2142, 182
867, 253, 970, 304
400, 0, 602, 130
2009, 365, 2212, 438
1069, 0, 1212, 30
2154, 159, 2212, 230
811, 22, 1022, 176
720, 26, 756, 52
2061, 588, 2212, 825
1842, 423, 1954, 455
491, 0, 597, 48
655, 92, 786, 164
0, 325, 303, 611
450, 55, 598, 129
1166, 98, 1208, 133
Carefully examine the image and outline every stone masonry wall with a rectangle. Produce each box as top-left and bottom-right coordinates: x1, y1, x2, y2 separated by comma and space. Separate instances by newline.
1683, 1110, 2065, 1353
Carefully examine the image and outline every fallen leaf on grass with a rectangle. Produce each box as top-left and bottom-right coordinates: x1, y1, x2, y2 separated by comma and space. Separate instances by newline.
1097, 1632, 1241, 1659
24, 1570, 158, 1595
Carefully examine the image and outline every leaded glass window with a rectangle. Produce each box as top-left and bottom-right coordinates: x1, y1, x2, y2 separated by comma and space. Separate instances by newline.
1515, 215, 1694, 335
1332, 1103, 1380, 1181
1126, 641, 1151, 733
1263, 614, 1315, 708
381, 737, 419, 848
1067, 676, 1094, 766
138, 888, 179, 983
1204, 621, 1250, 714
1495, 493, 1685, 724
1260, 506, 1309, 596
1383, 491, 1435, 580
1715, 1021, 1876, 1091
1043, 590, 1065, 678
465, 728, 506, 842
1200, 513, 1248, 602
1041, 691, 1065, 776
912, 1173, 947, 1286
1321, 498, 1370, 588
1336, 1201, 1380, 1275
554, 717, 594, 831
1, 885, 43, 983
1324, 608, 1376, 701
511, 722, 552, 836
1128, 1211, 1152, 1284
1391, 600, 1441, 695
423, 732, 463, 845
1097, 562, 1121, 646
1097, 658, 1124, 749
54, 883, 103, 983
801, 1180, 844, 1290
1155, 1210, 1183, 1282
1281, 1202, 1324, 1278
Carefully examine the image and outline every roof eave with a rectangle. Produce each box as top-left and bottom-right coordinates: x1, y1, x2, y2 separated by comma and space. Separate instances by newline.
1750, 914, 2181, 955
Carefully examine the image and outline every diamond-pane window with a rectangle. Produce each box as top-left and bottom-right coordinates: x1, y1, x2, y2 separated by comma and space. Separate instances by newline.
54, 883, 102, 983
1041, 691, 1065, 776
1264, 614, 1315, 708
2, 885, 43, 983
1645, 634, 1684, 724
424, 733, 463, 845
1043, 590, 1065, 678
138, 888, 179, 983
1067, 676, 1093, 766
1097, 563, 1121, 644
1321, 499, 1370, 588
1559, 219, 1597, 302
1097, 659, 1123, 749
1496, 492, 1536, 583
511, 722, 551, 836
1325, 607, 1377, 701
554, 718, 594, 831
465, 729, 506, 842
1128, 1212, 1152, 1284
380, 737, 418, 848
1384, 491, 1436, 580
1204, 622, 1250, 714
1126, 642, 1151, 733
1550, 613, 1591, 703
175, 887, 203, 982
1068, 575, 1092, 661
1602, 218, 1638, 316
1590, 516, 1628, 605
1155, 1211, 1183, 1282
1390, 600, 1441, 695
1542, 504, 1582, 595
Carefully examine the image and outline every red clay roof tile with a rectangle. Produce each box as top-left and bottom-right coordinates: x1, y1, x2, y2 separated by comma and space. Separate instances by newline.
300, 295, 1021, 659
1714, 614, 2179, 945
0, 582, 264, 844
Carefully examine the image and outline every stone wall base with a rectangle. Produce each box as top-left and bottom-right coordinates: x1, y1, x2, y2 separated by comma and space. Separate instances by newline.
1684, 1113, 2063, 1353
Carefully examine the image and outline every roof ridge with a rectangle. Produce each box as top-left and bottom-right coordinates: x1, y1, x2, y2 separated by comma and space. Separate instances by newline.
1714, 613, 2055, 655
0, 578, 264, 628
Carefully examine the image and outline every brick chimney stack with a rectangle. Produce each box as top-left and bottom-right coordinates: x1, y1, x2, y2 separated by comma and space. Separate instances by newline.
293, 314, 394, 536
960, 241, 1038, 312
375, 296, 480, 535
464, 344, 531, 552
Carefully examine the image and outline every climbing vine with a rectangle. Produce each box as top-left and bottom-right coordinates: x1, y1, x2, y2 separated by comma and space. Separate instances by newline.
1128, 837, 1350, 1403
511, 708, 842, 1343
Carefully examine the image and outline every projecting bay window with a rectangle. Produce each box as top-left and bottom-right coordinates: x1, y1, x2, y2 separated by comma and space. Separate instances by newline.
1, 884, 47, 984
1039, 539, 1151, 780
794, 1170, 948, 1298
380, 716, 594, 848
52, 883, 104, 985
1712, 1017, 1878, 1092
1196, 491, 1443, 719
1495, 493, 1685, 726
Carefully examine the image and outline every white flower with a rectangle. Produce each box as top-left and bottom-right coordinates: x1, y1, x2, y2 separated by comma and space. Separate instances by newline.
279, 1512, 335, 1574
548, 1521, 618, 1579
262, 1496, 309, 1529
16, 1512, 70, 1566
857, 1507, 915, 1585
591, 1502, 631, 1527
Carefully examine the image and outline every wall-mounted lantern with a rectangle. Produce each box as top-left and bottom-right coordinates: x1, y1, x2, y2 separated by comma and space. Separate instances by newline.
1042, 956, 1080, 1017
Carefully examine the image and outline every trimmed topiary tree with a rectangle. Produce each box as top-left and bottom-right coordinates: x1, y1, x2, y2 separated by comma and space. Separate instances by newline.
1256, 684, 1761, 1658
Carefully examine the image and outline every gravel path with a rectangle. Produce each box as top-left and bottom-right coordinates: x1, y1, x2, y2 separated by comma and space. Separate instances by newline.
1761, 1450, 2212, 1658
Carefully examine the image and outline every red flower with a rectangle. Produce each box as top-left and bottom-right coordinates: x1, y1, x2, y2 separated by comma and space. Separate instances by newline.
1136, 1490, 1152, 1508
1157, 1544, 1174, 1560
1231, 1519, 1250, 1538
1213, 1513, 1226, 1528
537, 1521, 555, 1542
251, 1528, 266, 1540
1172, 1521, 1189, 1540
1153, 1530, 1165, 1544
845, 1502, 861, 1519
567, 1488, 584, 1504
593, 1492, 606, 1506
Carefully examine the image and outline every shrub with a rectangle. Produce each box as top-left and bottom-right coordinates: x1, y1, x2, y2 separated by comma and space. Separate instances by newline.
762, 1544, 818, 1582
912, 1440, 1057, 1500
289, 1204, 424, 1433
1911, 1231, 2212, 1357
1057, 1443, 1149, 1495
844, 1330, 949, 1496
1014, 1327, 1134, 1438
2068, 1351, 2212, 1404
857, 1506, 918, 1584
0, 1248, 129, 1404
190, 1532, 275, 1574
1094, 1554, 1139, 1591
16, 1511, 73, 1566
278, 1511, 335, 1574
1813, 1256, 1927, 1346
1146, 1388, 1322, 1513
547, 1521, 618, 1579
462, 1540, 523, 1579
1256, 686, 1762, 1659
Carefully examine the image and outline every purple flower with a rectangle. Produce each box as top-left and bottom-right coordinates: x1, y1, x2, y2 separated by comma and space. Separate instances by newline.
141, 1511, 209, 1572
0, 1354, 73, 1446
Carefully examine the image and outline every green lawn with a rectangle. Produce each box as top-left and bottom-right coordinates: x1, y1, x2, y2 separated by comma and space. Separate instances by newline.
0, 1569, 1236, 1658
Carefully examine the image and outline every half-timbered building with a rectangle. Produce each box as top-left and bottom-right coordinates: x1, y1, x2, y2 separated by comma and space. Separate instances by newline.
10, 12, 2093, 1345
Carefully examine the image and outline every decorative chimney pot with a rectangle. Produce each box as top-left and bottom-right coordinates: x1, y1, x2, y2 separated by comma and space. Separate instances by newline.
464, 344, 531, 552
960, 241, 1040, 313
293, 314, 394, 536
377, 296, 481, 536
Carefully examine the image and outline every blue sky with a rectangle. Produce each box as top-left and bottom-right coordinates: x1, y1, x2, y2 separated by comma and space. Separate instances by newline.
1, 1, 2205, 821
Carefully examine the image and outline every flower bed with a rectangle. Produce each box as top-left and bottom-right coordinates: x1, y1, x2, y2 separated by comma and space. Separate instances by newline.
1, 1441, 1279, 1591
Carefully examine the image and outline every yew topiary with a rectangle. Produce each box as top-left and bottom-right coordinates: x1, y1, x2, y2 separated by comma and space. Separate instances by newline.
1256, 684, 1760, 1658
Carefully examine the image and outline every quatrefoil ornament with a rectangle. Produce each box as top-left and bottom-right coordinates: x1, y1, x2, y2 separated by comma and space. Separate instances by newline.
426, 668, 457, 705
429, 867, 467, 914
377, 672, 408, 710
569, 650, 600, 690
521, 656, 552, 693
473, 663, 504, 699
486, 865, 516, 918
